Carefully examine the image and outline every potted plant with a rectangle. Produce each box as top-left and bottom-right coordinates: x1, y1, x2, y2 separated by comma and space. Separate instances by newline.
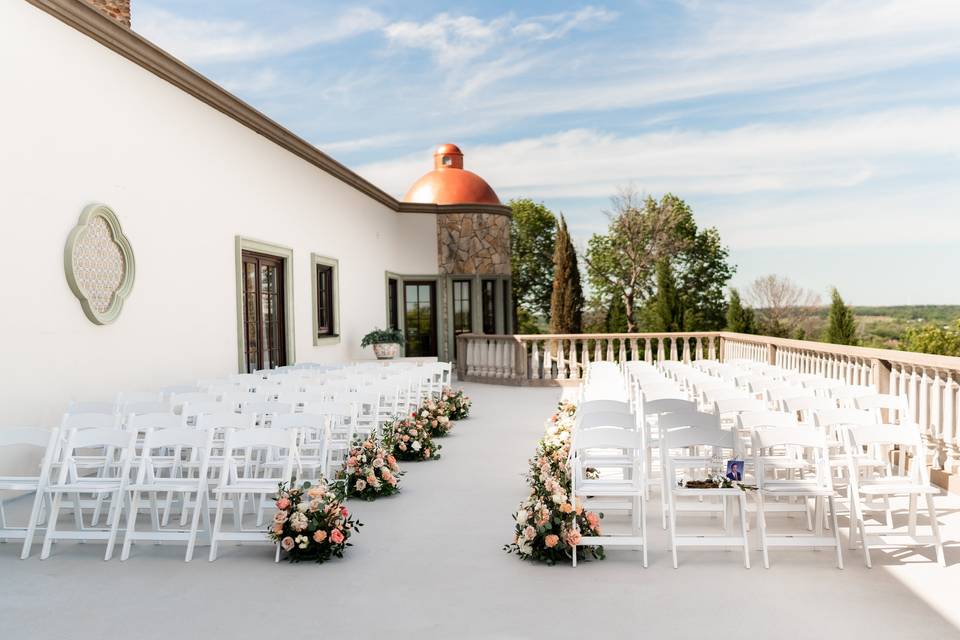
361, 328, 405, 360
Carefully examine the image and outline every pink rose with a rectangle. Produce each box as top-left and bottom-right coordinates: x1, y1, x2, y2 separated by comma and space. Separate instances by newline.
272, 524, 283, 535
313, 530, 327, 543
566, 530, 582, 546
280, 536, 295, 552
340, 506, 349, 518
273, 511, 288, 524
275, 498, 291, 510
586, 512, 600, 529
523, 526, 536, 541
330, 529, 345, 544
544, 534, 559, 548
424, 449, 431, 458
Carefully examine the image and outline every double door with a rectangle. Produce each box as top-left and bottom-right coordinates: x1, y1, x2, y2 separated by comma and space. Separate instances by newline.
403, 281, 437, 357
241, 251, 286, 372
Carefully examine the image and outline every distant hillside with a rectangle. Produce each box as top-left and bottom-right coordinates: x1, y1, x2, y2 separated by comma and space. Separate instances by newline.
803, 305, 960, 350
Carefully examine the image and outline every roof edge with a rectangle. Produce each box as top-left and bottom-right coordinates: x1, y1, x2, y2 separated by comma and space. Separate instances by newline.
398, 202, 512, 218
25, 0, 401, 210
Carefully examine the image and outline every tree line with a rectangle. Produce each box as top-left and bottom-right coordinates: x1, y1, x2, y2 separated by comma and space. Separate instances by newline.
510, 190, 863, 348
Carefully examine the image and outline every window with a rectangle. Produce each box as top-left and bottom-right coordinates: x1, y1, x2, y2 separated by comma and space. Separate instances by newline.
502, 280, 511, 334
482, 279, 496, 334
387, 278, 399, 330
452, 280, 472, 335
311, 255, 340, 345
316, 265, 334, 335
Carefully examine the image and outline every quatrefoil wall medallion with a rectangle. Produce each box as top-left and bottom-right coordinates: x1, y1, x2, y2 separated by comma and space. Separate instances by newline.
64, 203, 136, 325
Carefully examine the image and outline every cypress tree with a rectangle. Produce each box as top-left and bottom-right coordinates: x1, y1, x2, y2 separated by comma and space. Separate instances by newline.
604, 293, 628, 332
825, 287, 858, 345
726, 288, 758, 334
549, 215, 584, 334
651, 259, 683, 332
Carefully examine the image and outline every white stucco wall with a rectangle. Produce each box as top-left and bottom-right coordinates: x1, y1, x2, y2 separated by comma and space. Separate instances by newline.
0, 2, 438, 461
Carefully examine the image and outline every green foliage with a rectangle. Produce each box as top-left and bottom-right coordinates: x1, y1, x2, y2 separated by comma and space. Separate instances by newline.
824, 288, 859, 345
585, 191, 734, 332
509, 199, 557, 319
650, 260, 683, 332
516, 307, 545, 334
903, 321, 960, 356
360, 327, 404, 347
726, 288, 758, 334
548, 215, 584, 334
604, 294, 629, 332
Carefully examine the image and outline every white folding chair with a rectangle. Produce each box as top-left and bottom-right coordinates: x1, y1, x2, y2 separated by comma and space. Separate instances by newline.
570, 428, 647, 567
752, 427, 843, 569
41, 428, 137, 560
121, 428, 214, 561
0, 428, 59, 559
209, 428, 298, 562
663, 421, 750, 569
845, 424, 945, 567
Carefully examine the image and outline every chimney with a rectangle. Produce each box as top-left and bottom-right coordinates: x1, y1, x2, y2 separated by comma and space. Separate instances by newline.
84, 0, 131, 27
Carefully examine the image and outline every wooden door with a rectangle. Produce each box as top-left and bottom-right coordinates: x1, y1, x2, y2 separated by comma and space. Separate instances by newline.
241, 251, 286, 372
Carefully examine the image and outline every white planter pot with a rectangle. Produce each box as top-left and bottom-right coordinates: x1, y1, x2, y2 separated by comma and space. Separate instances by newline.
373, 343, 400, 360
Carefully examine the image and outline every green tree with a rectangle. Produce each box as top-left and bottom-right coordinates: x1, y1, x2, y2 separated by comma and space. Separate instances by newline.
824, 287, 858, 345
604, 294, 628, 332
548, 215, 584, 334
509, 199, 557, 319
585, 189, 735, 332
650, 260, 684, 332
726, 288, 758, 334
904, 321, 960, 356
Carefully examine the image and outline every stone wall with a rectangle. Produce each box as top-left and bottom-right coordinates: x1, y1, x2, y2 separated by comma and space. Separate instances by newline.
84, 0, 131, 26
437, 212, 510, 275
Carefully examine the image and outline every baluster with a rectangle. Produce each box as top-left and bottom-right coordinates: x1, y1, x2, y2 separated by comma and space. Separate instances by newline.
932, 370, 944, 453
656, 338, 665, 362
543, 341, 554, 381
946, 374, 959, 474
669, 337, 677, 361
465, 339, 475, 377
618, 338, 626, 365
530, 341, 540, 380
681, 337, 690, 363
707, 337, 716, 361
557, 339, 567, 380
594, 339, 602, 363
495, 340, 505, 378
695, 337, 703, 361
605, 338, 614, 362
582, 339, 591, 374
919, 368, 930, 443
570, 339, 580, 380
645, 338, 653, 364
630, 338, 639, 362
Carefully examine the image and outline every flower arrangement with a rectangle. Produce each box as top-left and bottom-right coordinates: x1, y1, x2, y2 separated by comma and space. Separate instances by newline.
417, 399, 453, 437
384, 414, 441, 461
441, 387, 471, 420
337, 435, 403, 500
268, 480, 362, 563
505, 400, 605, 565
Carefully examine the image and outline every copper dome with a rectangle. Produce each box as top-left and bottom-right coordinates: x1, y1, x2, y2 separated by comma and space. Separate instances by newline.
402, 144, 501, 205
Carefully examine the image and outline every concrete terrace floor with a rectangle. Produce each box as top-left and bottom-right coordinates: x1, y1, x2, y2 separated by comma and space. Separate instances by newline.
3, 381, 960, 640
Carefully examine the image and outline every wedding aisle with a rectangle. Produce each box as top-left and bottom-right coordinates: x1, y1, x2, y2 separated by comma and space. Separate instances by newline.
3, 382, 960, 640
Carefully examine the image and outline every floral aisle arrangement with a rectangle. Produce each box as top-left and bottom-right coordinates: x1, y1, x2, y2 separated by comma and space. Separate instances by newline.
269, 480, 362, 563
384, 414, 441, 461
440, 387, 472, 420
417, 399, 454, 437
337, 435, 403, 500
504, 400, 605, 565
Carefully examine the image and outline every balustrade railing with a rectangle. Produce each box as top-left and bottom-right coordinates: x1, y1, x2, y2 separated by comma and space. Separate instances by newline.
456, 331, 960, 484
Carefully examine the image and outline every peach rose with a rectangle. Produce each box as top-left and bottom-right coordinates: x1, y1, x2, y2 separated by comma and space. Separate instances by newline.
566, 530, 582, 546
586, 512, 600, 529
313, 530, 327, 543
330, 529, 345, 544
272, 524, 283, 535
559, 502, 574, 514
523, 525, 536, 541
544, 534, 560, 548
280, 536, 295, 552
275, 498, 291, 510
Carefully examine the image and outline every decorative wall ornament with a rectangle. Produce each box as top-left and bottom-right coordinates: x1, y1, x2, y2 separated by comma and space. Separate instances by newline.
64, 203, 135, 325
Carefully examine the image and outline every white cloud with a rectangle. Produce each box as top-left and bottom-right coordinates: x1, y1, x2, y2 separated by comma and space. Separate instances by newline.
357, 107, 960, 200
135, 6, 385, 63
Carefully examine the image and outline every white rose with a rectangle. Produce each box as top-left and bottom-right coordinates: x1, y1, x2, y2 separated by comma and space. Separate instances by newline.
412, 441, 422, 451
297, 502, 309, 513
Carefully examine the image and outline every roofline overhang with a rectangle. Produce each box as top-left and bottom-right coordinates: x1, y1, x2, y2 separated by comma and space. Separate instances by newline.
398, 202, 511, 217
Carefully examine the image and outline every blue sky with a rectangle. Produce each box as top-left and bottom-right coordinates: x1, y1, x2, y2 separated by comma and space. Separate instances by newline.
134, 1, 960, 305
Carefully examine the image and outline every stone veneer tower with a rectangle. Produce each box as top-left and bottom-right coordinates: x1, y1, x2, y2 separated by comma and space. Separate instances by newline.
82, 0, 131, 26
402, 144, 513, 360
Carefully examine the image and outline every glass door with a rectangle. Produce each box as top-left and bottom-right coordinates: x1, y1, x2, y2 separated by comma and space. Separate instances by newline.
451, 279, 472, 358
403, 281, 437, 357
241, 251, 286, 372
